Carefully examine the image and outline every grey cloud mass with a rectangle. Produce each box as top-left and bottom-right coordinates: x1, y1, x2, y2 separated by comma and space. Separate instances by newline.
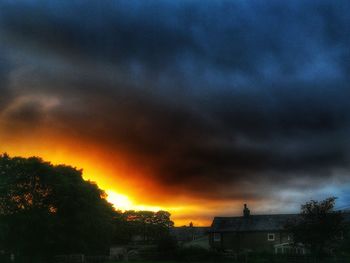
0, 0, 350, 210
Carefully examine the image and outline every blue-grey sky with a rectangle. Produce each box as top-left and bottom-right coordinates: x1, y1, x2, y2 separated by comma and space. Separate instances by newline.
0, 0, 350, 218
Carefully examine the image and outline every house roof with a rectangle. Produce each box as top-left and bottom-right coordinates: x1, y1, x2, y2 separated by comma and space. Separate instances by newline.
211, 214, 298, 232
211, 212, 350, 233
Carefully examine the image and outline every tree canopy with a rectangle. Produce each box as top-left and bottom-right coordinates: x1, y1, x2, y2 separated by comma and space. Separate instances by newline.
0, 154, 116, 261
285, 197, 345, 255
0, 154, 174, 262
125, 210, 173, 241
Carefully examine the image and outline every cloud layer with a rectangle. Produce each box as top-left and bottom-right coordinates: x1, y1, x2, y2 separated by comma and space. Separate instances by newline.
1, 0, 350, 214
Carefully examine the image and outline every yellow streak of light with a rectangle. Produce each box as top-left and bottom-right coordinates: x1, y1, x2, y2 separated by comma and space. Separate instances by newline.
0, 139, 215, 226
106, 190, 133, 211
106, 190, 182, 213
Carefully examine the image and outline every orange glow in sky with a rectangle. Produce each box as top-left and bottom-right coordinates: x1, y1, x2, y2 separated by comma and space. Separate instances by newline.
3, 0, 350, 230
0, 132, 222, 226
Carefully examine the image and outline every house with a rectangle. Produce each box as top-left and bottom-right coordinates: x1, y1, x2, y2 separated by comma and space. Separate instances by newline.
210, 204, 350, 254
209, 204, 301, 254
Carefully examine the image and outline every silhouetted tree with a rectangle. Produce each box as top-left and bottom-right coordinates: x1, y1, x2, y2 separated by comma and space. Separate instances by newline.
121, 210, 174, 243
0, 154, 175, 261
0, 154, 116, 262
285, 197, 345, 255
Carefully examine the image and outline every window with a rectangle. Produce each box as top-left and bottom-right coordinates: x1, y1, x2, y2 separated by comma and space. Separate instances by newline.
267, 233, 275, 241
213, 233, 221, 242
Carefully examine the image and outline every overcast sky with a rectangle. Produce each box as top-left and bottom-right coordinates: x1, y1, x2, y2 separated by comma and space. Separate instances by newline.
1, 0, 350, 223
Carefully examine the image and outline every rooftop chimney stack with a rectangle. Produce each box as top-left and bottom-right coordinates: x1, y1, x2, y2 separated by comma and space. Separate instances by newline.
243, 204, 250, 218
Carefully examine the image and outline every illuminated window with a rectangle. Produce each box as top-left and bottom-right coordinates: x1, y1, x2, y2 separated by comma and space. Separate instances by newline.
267, 233, 275, 241
213, 233, 221, 242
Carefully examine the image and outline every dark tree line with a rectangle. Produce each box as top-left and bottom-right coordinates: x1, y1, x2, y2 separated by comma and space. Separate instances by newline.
0, 154, 173, 262
286, 197, 347, 256
113, 210, 174, 244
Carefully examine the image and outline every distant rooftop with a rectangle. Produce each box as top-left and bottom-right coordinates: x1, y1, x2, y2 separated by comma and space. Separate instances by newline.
211, 214, 298, 232
211, 204, 350, 233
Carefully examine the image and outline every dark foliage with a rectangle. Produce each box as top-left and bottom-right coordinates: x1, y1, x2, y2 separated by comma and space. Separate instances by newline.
174, 246, 223, 262
156, 234, 178, 260
285, 197, 345, 255
127, 210, 174, 241
0, 154, 175, 262
338, 223, 350, 256
0, 154, 116, 261
112, 210, 174, 244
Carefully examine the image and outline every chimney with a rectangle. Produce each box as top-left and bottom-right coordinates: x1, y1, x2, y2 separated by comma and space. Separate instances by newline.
243, 204, 250, 218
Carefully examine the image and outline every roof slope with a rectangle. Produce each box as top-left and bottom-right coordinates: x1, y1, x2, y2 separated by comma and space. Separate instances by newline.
211, 212, 350, 233
211, 214, 298, 232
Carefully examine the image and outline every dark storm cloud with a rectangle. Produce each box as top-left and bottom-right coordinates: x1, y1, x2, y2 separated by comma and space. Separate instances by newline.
0, 55, 13, 110
0, 0, 350, 204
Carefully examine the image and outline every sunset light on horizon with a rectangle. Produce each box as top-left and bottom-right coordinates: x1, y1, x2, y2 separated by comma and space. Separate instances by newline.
0, 143, 216, 226
1, 0, 350, 229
